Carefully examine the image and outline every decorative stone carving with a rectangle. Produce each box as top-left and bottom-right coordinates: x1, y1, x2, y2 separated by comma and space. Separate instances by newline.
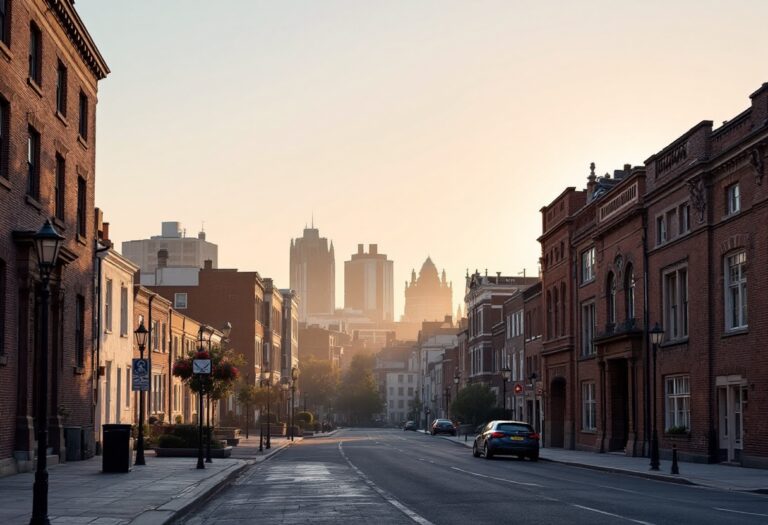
687, 176, 706, 223
749, 146, 765, 185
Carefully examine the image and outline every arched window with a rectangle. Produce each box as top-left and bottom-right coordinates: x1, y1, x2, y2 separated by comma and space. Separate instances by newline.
560, 283, 567, 336
553, 287, 559, 337
625, 264, 635, 321
607, 272, 616, 326
546, 291, 552, 339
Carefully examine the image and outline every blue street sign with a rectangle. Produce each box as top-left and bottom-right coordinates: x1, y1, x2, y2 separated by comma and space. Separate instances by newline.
132, 358, 149, 391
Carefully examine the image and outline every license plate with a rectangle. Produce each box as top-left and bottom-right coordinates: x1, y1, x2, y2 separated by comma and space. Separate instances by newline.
510, 436, 524, 441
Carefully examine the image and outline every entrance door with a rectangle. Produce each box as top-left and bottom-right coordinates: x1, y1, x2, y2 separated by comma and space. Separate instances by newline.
550, 378, 566, 448
105, 361, 112, 424
116, 367, 122, 423
609, 360, 629, 451
718, 382, 745, 462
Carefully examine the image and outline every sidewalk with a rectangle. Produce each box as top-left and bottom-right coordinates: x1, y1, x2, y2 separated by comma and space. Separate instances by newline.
430, 432, 768, 493
0, 437, 293, 525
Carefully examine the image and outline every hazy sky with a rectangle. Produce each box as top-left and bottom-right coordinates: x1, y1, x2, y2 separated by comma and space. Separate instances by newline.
80, 0, 766, 318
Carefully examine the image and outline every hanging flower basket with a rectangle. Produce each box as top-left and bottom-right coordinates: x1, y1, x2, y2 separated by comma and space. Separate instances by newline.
172, 359, 193, 380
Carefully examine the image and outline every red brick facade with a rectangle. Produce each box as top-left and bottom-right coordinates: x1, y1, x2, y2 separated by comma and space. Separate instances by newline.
0, 0, 108, 474
539, 84, 768, 466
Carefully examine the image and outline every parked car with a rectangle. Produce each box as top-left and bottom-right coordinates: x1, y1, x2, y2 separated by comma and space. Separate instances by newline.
403, 420, 417, 431
431, 419, 457, 436
472, 420, 539, 460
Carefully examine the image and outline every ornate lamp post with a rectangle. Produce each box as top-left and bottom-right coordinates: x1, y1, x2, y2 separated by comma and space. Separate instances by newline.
280, 378, 289, 435
262, 370, 272, 449
290, 366, 299, 441
454, 370, 461, 400
649, 323, 664, 471
501, 366, 512, 415
194, 326, 211, 469
133, 321, 149, 466
30, 219, 64, 525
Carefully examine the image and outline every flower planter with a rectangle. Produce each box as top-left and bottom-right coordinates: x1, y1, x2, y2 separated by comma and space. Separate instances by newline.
153, 446, 232, 458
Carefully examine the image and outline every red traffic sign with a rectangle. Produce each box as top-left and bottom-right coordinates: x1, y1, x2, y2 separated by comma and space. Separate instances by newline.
513, 383, 524, 395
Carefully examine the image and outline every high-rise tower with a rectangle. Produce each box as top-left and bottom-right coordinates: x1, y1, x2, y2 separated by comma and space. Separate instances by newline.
290, 225, 336, 321
344, 244, 394, 322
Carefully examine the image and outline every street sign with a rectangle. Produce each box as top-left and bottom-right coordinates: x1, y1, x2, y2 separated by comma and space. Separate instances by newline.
536, 387, 544, 396
514, 383, 524, 395
131, 358, 149, 391
193, 359, 211, 375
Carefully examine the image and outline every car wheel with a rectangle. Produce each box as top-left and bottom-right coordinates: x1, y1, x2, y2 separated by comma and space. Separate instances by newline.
484, 443, 493, 459
472, 442, 480, 458
529, 452, 539, 462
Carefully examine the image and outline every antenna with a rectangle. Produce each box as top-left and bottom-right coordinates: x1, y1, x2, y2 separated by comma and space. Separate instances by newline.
518, 269, 527, 279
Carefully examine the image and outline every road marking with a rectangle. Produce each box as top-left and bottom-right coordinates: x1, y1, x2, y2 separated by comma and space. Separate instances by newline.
713, 507, 768, 517
571, 504, 655, 525
338, 442, 435, 525
450, 466, 543, 487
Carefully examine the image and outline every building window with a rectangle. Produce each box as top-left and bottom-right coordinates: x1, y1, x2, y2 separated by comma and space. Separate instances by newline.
0, 0, 9, 45
78, 91, 89, 140
581, 247, 595, 283
581, 302, 595, 356
27, 126, 40, 199
77, 176, 86, 236
29, 23, 42, 85
546, 291, 552, 339
607, 272, 616, 326
625, 264, 635, 320
120, 286, 128, 336
152, 373, 166, 413
105, 278, 113, 332
56, 61, 67, 116
125, 367, 131, 407
656, 215, 667, 245
725, 251, 747, 331
75, 295, 85, 367
665, 375, 690, 432
663, 267, 688, 341
726, 183, 740, 215
161, 322, 167, 352
174, 293, 188, 309
0, 98, 8, 180
582, 382, 596, 431
152, 320, 159, 351
55, 155, 65, 220
552, 288, 559, 337
679, 203, 690, 234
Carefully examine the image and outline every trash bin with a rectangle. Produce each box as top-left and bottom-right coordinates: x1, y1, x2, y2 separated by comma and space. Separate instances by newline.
102, 424, 132, 473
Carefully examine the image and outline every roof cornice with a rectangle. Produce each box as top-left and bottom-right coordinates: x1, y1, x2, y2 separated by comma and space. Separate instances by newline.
48, 0, 110, 80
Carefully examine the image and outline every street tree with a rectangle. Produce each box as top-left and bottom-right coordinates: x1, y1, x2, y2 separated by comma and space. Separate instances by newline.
336, 354, 383, 425
450, 383, 497, 426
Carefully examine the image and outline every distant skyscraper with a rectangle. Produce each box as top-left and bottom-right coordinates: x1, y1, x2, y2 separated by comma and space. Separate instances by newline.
290, 225, 336, 322
122, 221, 218, 274
402, 257, 452, 323
344, 244, 394, 322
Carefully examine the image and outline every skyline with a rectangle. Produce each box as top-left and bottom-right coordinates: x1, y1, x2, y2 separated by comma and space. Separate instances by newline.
78, 0, 768, 317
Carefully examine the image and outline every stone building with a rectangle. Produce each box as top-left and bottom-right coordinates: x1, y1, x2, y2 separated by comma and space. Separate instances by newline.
344, 244, 394, 323
0, 0, 109, 475
402, 257, 452, 324
290, 225, 335, 322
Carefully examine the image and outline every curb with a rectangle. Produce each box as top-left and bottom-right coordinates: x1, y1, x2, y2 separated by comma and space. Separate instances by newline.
537, 457, 696, 486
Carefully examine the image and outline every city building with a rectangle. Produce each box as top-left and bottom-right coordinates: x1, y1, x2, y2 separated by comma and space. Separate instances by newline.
263, 279, 283, 382
290, 225, 335, 322
523, 282, 544, 434
122, 221, 218, 280
0, 0, 109, 475
280, 289, 299, 378
344, 244, 394, 323
401, 257, 453, 337
374, 343, 418, 424
298, 325, 348, 369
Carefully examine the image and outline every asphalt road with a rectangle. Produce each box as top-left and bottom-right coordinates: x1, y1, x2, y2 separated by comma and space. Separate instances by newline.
183, 428, 768, 525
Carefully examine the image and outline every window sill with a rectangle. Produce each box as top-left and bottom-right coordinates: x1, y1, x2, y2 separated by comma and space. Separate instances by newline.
660, 337, 688, 348
581, 429, 597, 434
73, 366, 85, 375
0, 354, 8, 367
578, 354, 597, 361
0, 176, 10, 192
723, 327, 748, 338
104, 329, 112, 335
55, 111, 69, 127
53, 217, 66, 231
26, 195, 42, 210
76, 233, 87, 246
665, 432, 691, 440
77, 134, 88, 149
0, 40, 11, 62
27, 78, 43, 98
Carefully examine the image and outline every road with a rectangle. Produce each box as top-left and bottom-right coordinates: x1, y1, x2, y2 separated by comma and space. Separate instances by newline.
183, 428, 768, 525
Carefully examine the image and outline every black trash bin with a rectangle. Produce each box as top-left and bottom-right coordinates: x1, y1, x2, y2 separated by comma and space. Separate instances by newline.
102, 424, 132, 473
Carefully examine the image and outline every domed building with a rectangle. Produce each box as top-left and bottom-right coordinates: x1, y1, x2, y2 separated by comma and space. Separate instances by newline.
402, 257, 453, 324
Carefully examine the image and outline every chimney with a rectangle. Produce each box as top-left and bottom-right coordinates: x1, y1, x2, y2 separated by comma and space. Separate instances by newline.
102, 222, 110, 243
357, 244, 364, 255
204, 259, 213, 270
157, 249, 169, 268
369, 244, 378, 255
586, 162, 597, 199
198, 230, 206, 241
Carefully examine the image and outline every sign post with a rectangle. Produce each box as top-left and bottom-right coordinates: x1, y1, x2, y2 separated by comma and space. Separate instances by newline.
193, 358, 211, 469
131, 358, 149, 392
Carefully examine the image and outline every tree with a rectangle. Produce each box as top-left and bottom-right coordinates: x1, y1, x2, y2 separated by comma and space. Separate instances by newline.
336, 354, 383, 425
451, 383, 497, 426
407, 396, 422, 421
299, 357, 339, 414
236, 384, 259, 437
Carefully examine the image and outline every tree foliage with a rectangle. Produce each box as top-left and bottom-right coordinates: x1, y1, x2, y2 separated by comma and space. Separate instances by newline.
299, 357, 339, 412
336, 354, 383, 425
450, 383, 497, 426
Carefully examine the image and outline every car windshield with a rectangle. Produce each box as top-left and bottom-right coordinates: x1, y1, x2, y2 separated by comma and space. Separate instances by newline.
496, 423, 533, 433
435, 420, 452, 424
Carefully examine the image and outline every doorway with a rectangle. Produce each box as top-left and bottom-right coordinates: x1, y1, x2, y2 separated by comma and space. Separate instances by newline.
608, 360, 629, 451
718, 379, 746, 463
550, 378, 566, 448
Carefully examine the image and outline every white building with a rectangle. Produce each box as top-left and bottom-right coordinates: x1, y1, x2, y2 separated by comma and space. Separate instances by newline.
95, 249, 139, 444
122, 221, 218, 277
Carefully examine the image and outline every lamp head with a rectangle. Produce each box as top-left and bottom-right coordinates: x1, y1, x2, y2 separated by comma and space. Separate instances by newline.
134, 321, 149, 349
34, 219, 64, 276
650, 322, 665, 345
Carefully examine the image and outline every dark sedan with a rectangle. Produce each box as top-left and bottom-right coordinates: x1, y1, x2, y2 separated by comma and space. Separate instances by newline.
431, 419, 457, 436
403, 420, 417, 431
472, 420, 539, 460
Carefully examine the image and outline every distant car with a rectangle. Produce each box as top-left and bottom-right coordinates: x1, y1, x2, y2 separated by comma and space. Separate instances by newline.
404, 421, 417, 431
431, 419, 457, 436
473, 420, 539, 461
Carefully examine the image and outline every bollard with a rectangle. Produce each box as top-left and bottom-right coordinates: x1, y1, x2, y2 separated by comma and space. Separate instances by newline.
671, 444, 680, 475
464, 431, 467, 442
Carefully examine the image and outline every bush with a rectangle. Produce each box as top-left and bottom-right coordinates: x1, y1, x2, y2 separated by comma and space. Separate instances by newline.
296, 411, 314, 425
258, 413, 278, 424
157, 434, 186, 448
174, 415, 183, 425
156, 425, 224, 448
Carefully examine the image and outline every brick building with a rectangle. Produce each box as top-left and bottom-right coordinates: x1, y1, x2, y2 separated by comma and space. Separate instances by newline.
538, 84, 768, 466
0, 0, 108, 475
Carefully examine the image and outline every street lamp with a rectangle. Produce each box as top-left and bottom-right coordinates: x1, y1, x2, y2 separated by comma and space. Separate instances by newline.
453, 370, 461, 400
133, 321, 149, 467
263, 370, 272, 449
195, 326, 210, 470
290, 366, 299, 441
501, 366, 512, 415
649, 323, 664, 471
30, 219, 64, 525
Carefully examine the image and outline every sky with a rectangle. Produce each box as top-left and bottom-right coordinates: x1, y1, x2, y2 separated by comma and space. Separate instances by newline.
79, 0, 767, 318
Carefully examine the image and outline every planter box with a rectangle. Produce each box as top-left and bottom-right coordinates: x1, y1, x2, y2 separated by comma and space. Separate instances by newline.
153, 446, 232, 458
